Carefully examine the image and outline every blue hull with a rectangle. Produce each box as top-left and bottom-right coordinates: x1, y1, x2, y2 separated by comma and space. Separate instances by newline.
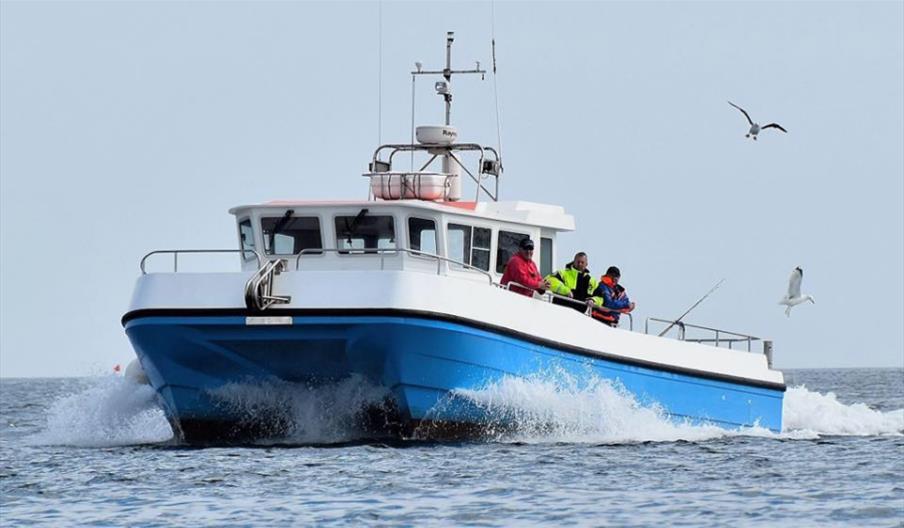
124, 314, 784, 442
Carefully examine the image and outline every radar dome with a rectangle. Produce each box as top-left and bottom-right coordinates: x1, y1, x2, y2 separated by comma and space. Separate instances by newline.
416, 125, 458, 145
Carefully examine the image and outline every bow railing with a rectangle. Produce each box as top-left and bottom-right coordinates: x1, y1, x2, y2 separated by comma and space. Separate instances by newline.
140, 249, 261, 274
244, 259, 291, 311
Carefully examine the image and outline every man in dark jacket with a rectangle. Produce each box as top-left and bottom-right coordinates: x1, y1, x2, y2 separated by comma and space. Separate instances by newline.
593, 266, 635, 326
501, 238, 549, 297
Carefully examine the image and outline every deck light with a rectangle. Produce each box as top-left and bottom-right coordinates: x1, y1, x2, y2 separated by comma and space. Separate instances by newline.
482, 159, 501, 176
369, 160, 391, 173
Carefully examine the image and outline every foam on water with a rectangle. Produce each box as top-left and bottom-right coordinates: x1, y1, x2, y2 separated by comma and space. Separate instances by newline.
30, 372, 903, 447
208, 375, 395, 444
438, 374, 904, 444
28, 376, 173, 447
429, 375, 730, 444
783, 385, 904, 436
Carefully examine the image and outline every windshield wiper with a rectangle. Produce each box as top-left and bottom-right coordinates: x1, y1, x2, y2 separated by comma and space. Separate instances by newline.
268, 209, 294, 250
343, 208, 369, 242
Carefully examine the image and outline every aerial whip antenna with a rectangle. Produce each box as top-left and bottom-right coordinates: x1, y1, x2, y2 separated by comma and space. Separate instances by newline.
490, 1, 504, 179
377, 0, 383, 145
410, 62, 420, 170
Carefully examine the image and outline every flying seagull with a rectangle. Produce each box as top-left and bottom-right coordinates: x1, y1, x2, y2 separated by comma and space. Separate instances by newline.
779, 266, 815, 317
728, 101, 787, 140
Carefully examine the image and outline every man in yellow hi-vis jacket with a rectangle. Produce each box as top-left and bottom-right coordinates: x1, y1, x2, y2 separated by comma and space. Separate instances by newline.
545, 252, 602, 312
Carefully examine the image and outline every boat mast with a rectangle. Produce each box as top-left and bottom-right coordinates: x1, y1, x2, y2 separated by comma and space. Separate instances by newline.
367, 32, 502, 203
413, 31, 485, 128
443, 31, 453, 125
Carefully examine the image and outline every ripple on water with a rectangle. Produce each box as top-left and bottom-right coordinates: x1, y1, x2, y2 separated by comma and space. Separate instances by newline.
0, 369, 902, 526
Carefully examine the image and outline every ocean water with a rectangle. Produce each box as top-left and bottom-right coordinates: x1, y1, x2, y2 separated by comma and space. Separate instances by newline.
1, 369, 902, 526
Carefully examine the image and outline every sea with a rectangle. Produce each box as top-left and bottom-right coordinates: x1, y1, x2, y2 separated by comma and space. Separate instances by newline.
1, 368, 902, 527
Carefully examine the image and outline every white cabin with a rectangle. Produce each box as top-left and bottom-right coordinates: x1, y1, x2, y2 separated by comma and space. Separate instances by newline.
229, 199, 575, 281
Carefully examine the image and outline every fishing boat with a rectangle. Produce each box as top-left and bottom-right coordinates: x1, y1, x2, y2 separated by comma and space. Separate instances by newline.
122, 33, 785, 443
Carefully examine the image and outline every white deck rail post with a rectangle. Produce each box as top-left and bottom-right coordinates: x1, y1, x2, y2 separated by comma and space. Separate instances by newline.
763, 340, 774, 368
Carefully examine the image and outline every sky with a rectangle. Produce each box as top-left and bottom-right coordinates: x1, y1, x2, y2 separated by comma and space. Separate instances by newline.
1, 1, 902, 377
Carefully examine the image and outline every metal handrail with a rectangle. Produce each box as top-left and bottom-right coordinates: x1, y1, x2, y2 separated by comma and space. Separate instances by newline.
364, 171, 454, 201
140, 249, 262, 274
244, 259, 291, 310
368, 142, 502, 201
645, 317, 761, 352
294, 247, 495, 285
502, 282, 634, 331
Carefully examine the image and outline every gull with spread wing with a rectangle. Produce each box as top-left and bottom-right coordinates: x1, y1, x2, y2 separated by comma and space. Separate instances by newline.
728, 101, 787, 140
779, 266, 815, 317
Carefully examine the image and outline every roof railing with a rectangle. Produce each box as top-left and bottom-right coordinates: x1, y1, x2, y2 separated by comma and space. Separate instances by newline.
366, 142, 502, 202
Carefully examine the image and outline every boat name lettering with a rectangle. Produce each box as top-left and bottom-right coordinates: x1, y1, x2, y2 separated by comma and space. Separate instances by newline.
245, 316, 293, 326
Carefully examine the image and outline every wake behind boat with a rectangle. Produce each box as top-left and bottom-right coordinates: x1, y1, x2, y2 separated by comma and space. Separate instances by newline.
122, 33, 784, 444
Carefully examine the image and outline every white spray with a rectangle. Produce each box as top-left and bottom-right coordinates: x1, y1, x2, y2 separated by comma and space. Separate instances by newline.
30, 373, 903, 447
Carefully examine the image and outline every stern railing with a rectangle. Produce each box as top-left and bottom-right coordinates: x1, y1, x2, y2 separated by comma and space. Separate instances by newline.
644, 317, 769, 355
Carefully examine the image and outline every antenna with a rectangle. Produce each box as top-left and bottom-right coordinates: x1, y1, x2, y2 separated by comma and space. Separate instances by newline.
370, 32, 503, 203
490, 0, 504, 179
377, 1, 383, 145
410, 31, 486, 127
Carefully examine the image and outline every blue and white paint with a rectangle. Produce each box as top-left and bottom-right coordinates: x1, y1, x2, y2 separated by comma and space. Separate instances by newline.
125, 307, 783, 441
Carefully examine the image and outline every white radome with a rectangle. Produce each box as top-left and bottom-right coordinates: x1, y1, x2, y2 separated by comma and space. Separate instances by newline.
416, 125, 458, 145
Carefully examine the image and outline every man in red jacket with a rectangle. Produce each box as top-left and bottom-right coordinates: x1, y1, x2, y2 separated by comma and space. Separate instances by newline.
501, 238, 549, 297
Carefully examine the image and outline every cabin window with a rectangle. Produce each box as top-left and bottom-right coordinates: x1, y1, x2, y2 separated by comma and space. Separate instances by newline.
540, 237, 553, 277
496, 230, 531, 273
448, 224, 471, 266
335, 214, 395, 253
472, 227, 491, 271
408, 217, 437, 255
261, 216, 322, 255
239, 218, 255, 260
448, 223, 491, 271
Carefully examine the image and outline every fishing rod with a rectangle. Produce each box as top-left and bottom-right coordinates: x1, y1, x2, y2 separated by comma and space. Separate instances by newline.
657, 278, 726, 337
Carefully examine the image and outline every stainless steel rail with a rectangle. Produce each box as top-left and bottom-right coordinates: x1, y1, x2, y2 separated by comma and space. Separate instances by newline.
244, 259, 292, 311
502, 282, 634, 331
368, 142, 502, 201
645, 317, 762, 352
140, 249, 262, 274
294, 247, 495, 285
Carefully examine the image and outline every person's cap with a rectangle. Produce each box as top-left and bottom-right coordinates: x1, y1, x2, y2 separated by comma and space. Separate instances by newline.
519, 238, 535, 250
606, 266, 621, 278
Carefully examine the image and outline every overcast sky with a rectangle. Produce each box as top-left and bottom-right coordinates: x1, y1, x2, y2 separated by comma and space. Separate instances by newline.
1, 1, 902, 377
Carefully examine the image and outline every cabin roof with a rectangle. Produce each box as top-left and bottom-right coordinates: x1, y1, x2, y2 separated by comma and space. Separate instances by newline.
228, 199, 575, 231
